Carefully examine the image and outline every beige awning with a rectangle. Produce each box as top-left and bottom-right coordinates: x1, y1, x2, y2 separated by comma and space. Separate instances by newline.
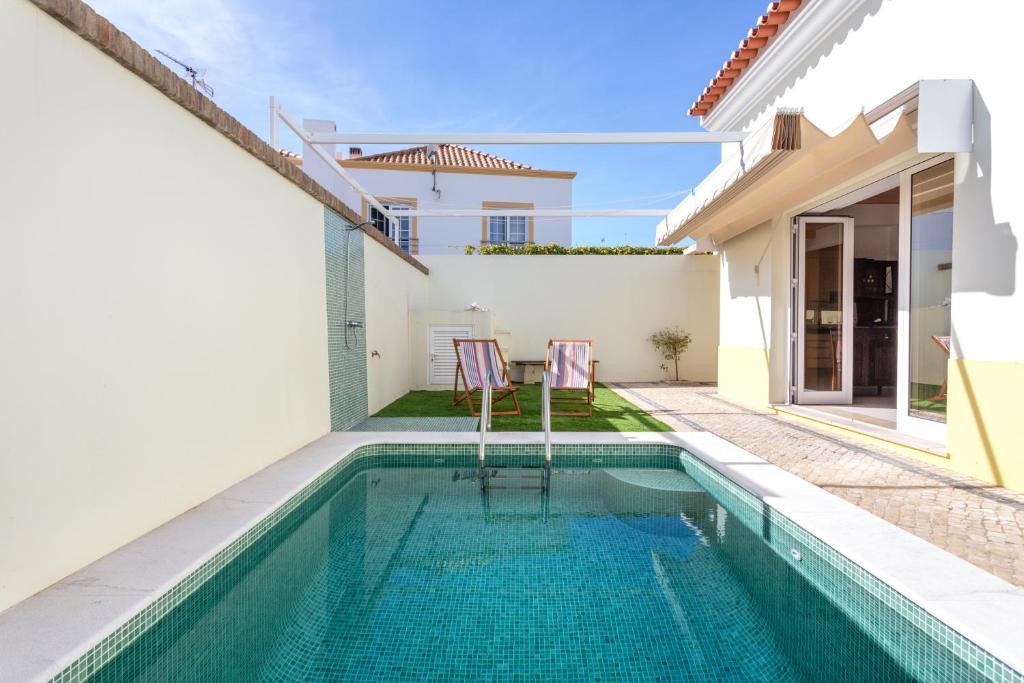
657, 108, 919, 245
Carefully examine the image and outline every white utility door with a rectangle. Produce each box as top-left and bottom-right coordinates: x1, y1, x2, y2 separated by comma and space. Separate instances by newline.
796, 216, 854, 405
428, 325, 473, 385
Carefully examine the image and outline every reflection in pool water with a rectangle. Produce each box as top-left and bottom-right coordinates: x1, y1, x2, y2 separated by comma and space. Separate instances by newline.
92, 465, 987, 682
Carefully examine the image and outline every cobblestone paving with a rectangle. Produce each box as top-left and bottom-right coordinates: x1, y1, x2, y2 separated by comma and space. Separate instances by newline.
613, 382, 1024, 587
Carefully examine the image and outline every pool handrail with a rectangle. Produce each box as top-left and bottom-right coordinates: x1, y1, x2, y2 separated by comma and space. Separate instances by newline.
542, 370, 552, 491
542, 371, 552, 463
478, 371, 491, 484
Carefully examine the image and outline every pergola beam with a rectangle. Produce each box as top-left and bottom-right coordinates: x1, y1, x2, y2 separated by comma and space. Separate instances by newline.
308, 131, 747, 145
390, 209, 671, 217
271, 99, 399, 224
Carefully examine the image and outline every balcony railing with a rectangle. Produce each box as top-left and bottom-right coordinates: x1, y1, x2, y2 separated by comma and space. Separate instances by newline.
371, 221, 417, 254
397, 237, 419, 254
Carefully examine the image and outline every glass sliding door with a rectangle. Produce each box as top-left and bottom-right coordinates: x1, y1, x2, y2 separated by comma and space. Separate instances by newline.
898, 157, 954, 441
796, 217, 854, 404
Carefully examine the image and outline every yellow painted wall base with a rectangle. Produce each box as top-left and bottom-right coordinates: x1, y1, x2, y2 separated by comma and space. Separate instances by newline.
947, 359, 1024, 492
717, 346, 770, 409
772, 408, 949, 467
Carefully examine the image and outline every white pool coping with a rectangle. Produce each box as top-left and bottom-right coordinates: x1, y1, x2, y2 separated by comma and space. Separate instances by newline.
1, 431, 1022, 682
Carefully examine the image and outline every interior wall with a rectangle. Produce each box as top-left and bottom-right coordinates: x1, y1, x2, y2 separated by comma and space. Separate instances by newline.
416, 255, 720, 383
842, 203, 899, 261
0, 0, 332, 611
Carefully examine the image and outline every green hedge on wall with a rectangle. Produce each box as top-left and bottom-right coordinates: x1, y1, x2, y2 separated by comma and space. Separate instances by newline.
465, 243, 694, 255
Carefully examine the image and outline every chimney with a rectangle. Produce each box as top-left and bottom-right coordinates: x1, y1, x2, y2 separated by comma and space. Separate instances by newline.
349, 147, 363, 159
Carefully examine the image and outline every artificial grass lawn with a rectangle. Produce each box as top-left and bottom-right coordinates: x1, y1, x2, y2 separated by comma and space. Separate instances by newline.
373, 383, 672, 432
910, 382, 947, 414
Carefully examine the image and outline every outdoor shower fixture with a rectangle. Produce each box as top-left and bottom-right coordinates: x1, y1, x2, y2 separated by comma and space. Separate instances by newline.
341, 219, 374, 350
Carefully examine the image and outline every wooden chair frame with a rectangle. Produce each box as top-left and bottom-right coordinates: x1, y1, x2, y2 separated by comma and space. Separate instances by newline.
452, 339, 521, 417
545, 339, 595, 417
929, 335, 951, 402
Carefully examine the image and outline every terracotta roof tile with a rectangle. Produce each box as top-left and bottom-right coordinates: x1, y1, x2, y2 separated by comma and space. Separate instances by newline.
689, 0, 802, 117
351, 143, 534, 170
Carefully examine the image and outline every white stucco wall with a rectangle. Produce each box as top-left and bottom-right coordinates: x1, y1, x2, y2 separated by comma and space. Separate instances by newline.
0, 1, 332, 611
719, 222, 774, 350
417, 255, 720, 383
705, 0, 1024, 367
352, 168, 572, 254
364, 238, 429, 413
301, 158, 574, 254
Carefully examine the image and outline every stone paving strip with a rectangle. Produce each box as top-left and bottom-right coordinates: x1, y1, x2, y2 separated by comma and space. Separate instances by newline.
612, 382, 1024, 587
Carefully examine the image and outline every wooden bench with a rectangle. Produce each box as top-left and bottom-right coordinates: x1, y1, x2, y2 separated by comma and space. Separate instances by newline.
511, 360, 599, 384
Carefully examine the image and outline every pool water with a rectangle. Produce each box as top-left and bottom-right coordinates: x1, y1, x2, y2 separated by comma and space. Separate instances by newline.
85, 452, 1002, 682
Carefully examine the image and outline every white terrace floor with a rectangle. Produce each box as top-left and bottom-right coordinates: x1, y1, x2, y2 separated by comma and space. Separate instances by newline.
612, 382, 1024, 588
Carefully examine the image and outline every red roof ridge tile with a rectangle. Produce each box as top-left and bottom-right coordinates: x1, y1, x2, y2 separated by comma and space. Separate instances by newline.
347, 143, 535, 170
688, 0, 802, 118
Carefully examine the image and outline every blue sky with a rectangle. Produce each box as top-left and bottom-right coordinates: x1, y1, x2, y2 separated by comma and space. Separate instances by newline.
88, 0, 765, 246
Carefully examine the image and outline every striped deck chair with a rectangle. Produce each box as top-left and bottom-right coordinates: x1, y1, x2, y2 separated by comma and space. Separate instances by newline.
545, 339, 595, 417
452, 339, 521, 417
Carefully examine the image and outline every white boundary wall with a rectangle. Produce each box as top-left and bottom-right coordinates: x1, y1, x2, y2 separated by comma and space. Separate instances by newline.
0, 0, 335, 611
417, 255, 719, 384
364, 239, 429, 412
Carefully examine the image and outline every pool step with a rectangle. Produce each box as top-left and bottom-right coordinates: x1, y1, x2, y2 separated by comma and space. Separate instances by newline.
481, 465, 550, 492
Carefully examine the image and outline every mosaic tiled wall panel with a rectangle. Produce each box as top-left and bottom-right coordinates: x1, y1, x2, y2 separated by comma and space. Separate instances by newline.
324, 208, 368, 431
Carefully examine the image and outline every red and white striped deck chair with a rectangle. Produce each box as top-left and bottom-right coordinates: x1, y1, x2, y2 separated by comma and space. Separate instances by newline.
545, 339, 595, 417
452, 339, 521, 417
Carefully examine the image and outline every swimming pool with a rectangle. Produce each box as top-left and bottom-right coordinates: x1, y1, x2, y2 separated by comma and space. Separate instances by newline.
29, 438, 1015, 683
13, 437, 1024, 682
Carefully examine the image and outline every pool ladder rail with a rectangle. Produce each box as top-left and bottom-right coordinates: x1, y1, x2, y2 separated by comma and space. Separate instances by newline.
478, 371, 552, 493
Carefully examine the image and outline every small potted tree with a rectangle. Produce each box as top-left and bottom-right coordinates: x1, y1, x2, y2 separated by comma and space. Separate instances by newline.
649, 328, 692, 383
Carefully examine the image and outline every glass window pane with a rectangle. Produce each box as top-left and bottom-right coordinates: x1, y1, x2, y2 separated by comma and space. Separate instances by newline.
385, 203, 412, 252
488, 216, 506, 243
509, 216, 527, 244
397, 216, 411, 251
909, 159, 954, 423
370, 207, 387, 234
803, 222, 845, 392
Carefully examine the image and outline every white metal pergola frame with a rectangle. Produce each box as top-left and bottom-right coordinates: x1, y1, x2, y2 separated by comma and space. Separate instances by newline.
268, 97, 747, 225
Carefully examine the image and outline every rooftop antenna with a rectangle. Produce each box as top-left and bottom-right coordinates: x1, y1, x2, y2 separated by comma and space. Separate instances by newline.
427, 144, 442, 200
155, 49, 215, 97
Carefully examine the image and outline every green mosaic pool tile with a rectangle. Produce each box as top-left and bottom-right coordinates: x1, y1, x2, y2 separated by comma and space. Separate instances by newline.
51, 446, 381, 682
349, 416, 480, 432
676, 449, 1022, 683
49, 442, 1023, 682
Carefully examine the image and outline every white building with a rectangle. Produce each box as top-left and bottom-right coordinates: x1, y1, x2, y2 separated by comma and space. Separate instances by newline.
657, 0, 1023, 490
296, 121, 575, 255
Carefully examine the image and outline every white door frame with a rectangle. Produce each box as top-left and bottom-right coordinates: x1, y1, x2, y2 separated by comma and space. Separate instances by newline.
795, 216, 855, 405
896, 155, 952, 443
